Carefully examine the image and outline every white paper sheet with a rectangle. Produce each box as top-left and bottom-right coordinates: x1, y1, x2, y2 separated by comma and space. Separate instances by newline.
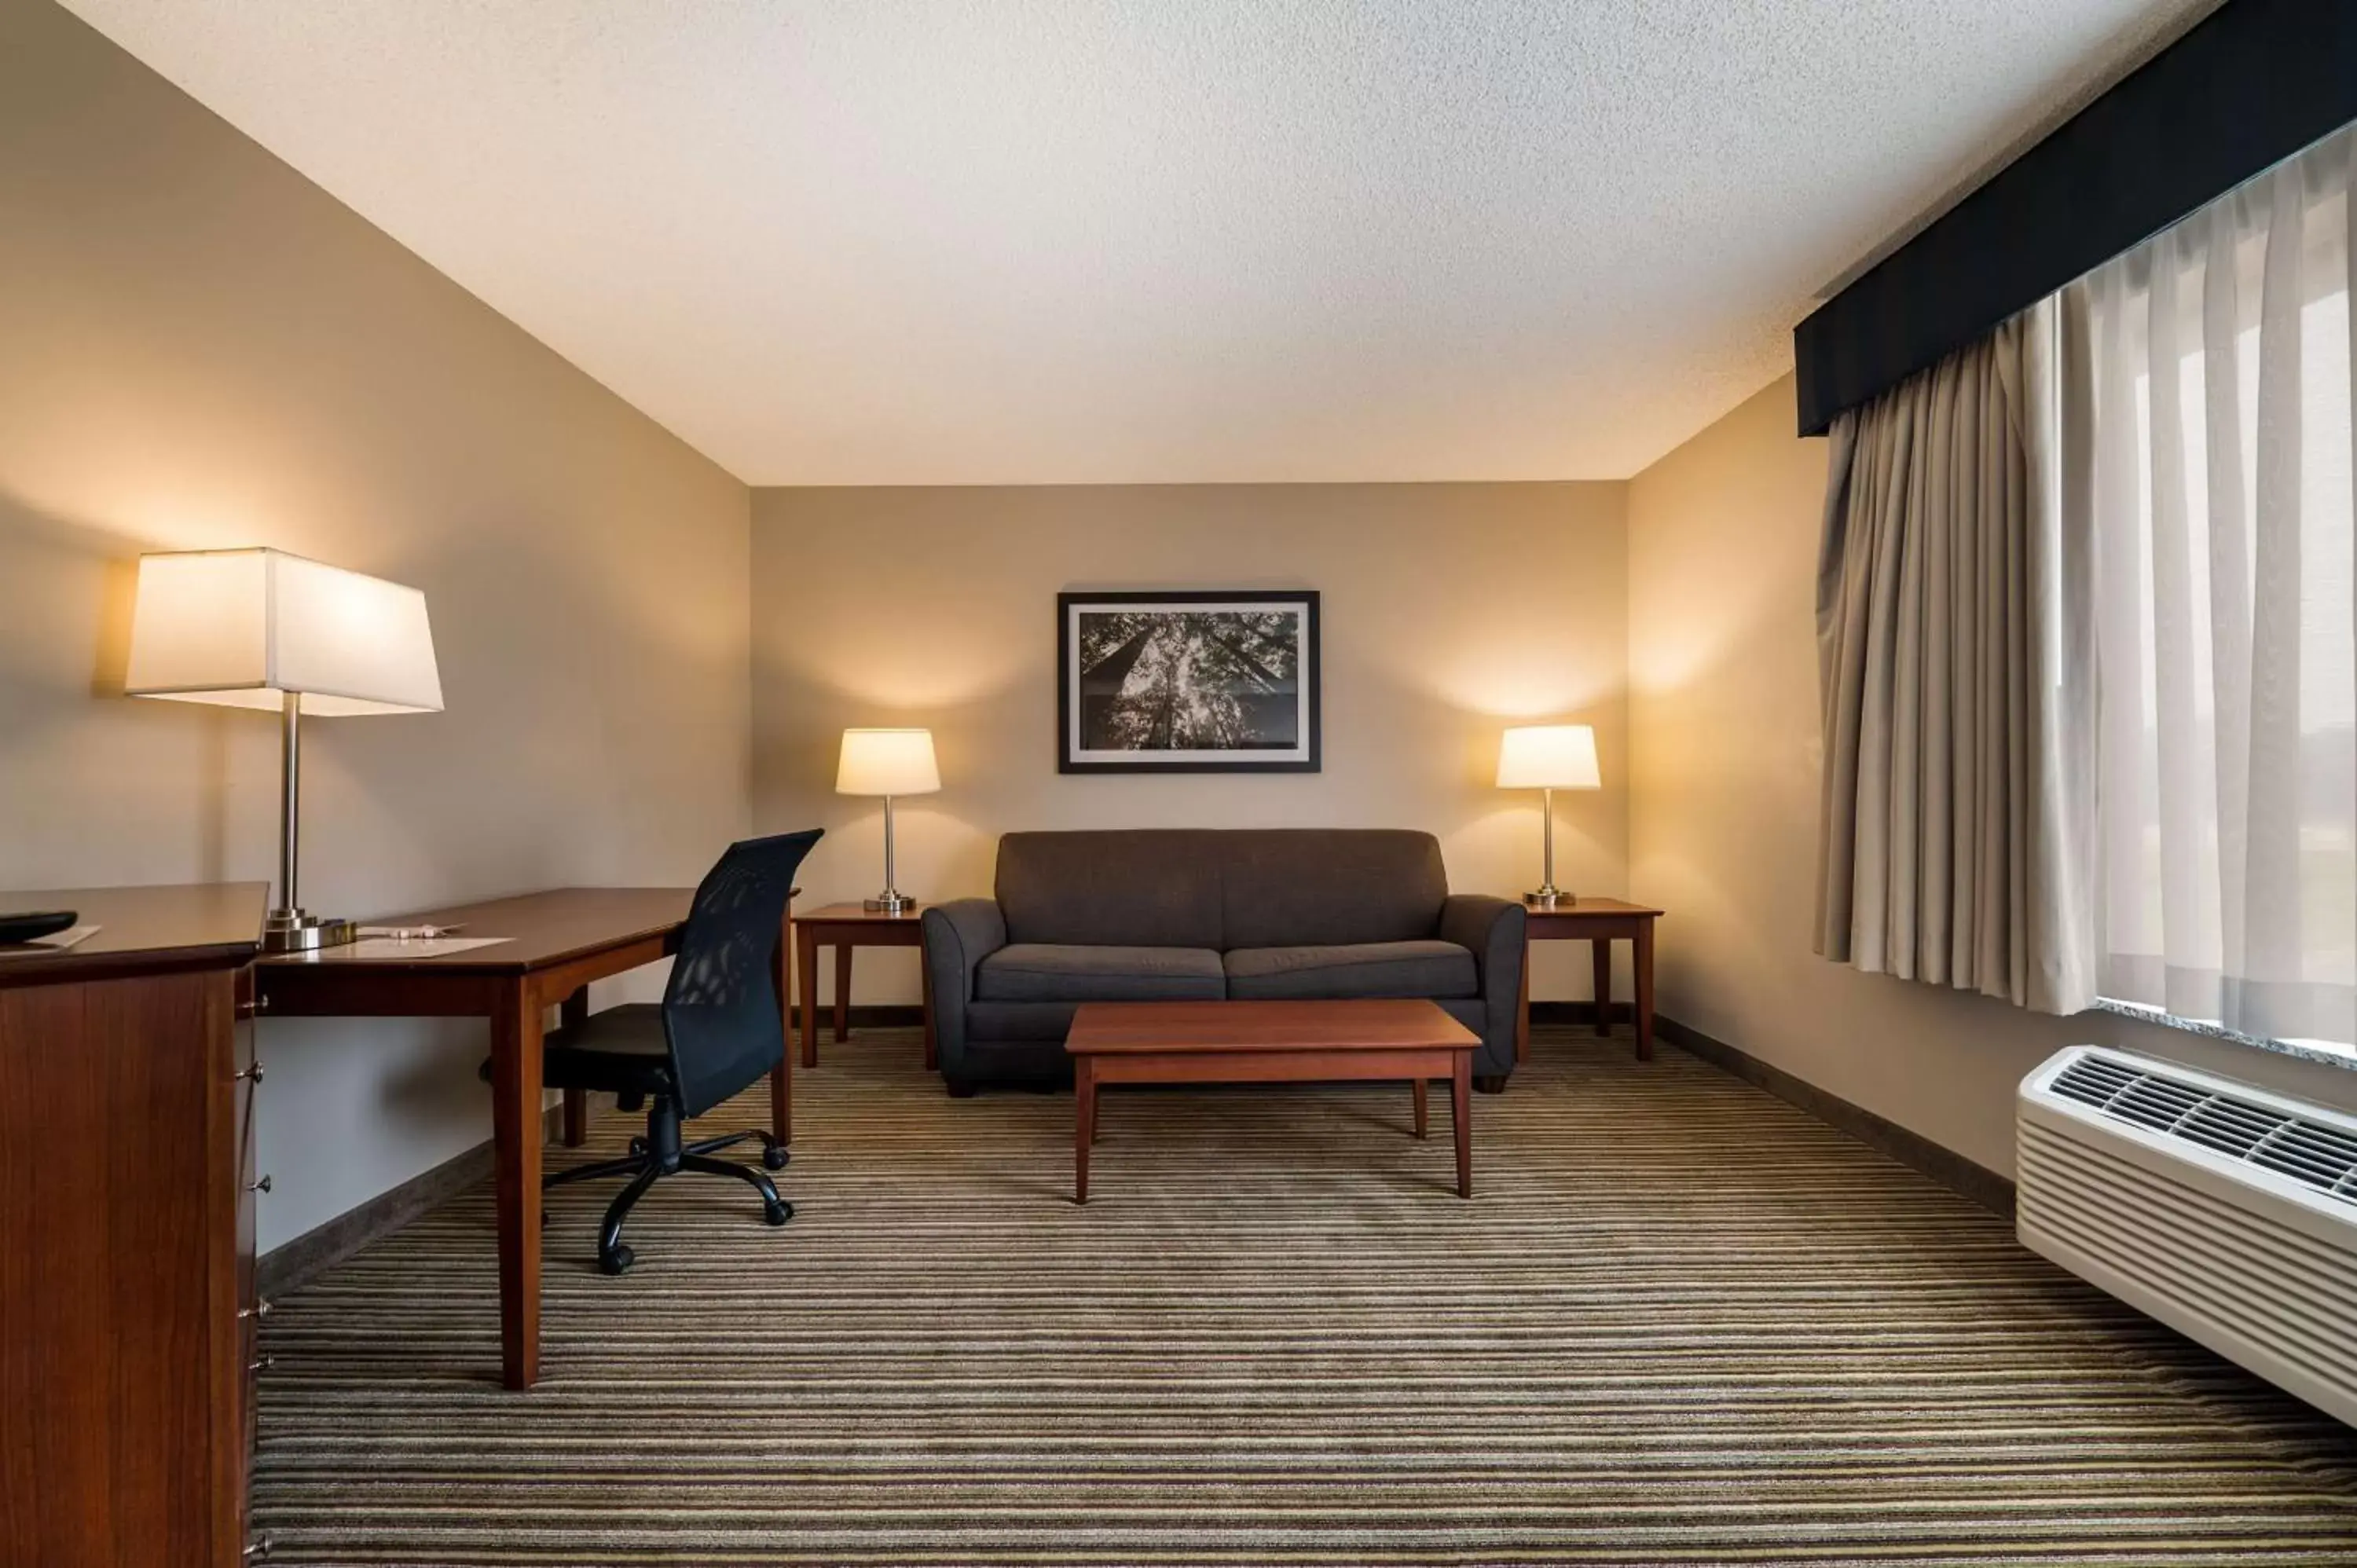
0, 923, 100, 956
339, 936, 515, 958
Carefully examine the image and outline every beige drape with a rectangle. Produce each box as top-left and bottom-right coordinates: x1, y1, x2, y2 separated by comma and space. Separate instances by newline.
1814, 299, 2099, 1014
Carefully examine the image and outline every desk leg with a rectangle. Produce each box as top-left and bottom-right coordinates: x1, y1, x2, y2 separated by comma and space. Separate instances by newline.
1074, 1057, 1095, 1205
1515, 944, 1530, 1064
833, 946, 852, 1042
488, 984, 545, 1390
1412, 1078, 1428, 1140
1634, 918, 1656, 1061
797, 927, 820, 1069
559, 987, 589, 1147
1592, 940, 1613, 1039
1451, 1053, 1472, 1199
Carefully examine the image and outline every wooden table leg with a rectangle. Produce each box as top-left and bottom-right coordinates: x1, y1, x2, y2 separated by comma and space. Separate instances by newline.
1074, 1057, 1095, 1204
1412, 1078, 1428, 1139
833, 945, 853, 1043
1592, 938, 1613, 1038
1633, 918, 1656, 1061
488, 983, 545, 1390
1515, 943, 1530, 1063
559, 987, 589, 1147
797, 925, 820, 1069
1451, 1052, 1472, 1199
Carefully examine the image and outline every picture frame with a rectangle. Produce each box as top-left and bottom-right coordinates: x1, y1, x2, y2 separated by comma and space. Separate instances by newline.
1057, 590, 1321, 774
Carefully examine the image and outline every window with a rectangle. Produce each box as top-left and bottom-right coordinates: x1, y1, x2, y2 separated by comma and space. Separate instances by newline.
2078, 122, 2355, 1053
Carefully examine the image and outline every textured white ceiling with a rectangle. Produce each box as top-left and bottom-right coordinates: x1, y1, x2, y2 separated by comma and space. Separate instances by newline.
61, 0, 2211, 485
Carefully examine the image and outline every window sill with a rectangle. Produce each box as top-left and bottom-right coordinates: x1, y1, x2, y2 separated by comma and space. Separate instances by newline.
2091, 998, 2357, 1074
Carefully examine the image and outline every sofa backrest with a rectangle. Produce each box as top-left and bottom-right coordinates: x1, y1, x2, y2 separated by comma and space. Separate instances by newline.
994, 829, 1448, 950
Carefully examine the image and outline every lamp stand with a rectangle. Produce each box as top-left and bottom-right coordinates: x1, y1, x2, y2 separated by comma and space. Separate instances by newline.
863, 793, 916, 914
261, 691, 358, 954
1524, 786, 1576, 908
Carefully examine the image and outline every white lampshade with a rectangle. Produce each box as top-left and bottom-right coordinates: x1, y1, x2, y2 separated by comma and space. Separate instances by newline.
1496, 724, 1600, 789
124, 548, 442, 716
836, 728, 940, 796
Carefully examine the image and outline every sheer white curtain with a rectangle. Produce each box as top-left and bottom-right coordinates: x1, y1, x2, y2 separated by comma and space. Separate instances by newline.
2076, 122, 2357, 1047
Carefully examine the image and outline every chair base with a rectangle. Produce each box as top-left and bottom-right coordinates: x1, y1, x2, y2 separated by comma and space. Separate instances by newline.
545, 1104, 793, 1275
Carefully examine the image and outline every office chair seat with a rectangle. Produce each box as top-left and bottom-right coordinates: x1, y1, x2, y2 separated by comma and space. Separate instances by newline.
541, 1003, 676, 1099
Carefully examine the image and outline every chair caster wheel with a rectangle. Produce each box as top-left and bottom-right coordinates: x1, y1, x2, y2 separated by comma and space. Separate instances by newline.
764, 1200, 794, 1226
627, 1137, 647, 1156
763, 1145, 790, 1171
599, 1244, 634, 1276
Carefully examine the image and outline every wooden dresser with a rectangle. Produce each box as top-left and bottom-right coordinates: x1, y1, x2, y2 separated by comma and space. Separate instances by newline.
0, 884, 269, 1566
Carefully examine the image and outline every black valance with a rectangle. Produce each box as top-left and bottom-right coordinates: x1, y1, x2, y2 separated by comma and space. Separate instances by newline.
1793, 0, 2357, 438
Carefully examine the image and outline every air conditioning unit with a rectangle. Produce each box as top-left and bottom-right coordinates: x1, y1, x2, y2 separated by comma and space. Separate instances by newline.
2018, 1046, 2357, 1426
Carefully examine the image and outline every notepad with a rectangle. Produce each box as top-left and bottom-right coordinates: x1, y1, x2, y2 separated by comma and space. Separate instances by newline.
340, 936, 514, 958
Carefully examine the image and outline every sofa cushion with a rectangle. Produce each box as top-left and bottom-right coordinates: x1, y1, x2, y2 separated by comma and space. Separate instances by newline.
1222, 940, 1478, 1001
974, 943, 1226, 1003
1218, 830, 1450, 948
996, 831, 1226, 947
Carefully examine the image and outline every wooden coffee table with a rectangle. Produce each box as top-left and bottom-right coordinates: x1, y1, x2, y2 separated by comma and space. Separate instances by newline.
1062, 998, 1480, 1203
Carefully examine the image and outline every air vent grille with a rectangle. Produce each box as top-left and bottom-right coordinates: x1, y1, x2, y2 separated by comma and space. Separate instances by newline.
2050, 1057, 2357, 1205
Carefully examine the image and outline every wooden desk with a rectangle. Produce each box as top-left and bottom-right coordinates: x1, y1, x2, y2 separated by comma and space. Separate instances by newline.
2, 883, 269, 1566
791, 902, 932, 1070
253, 888, 792, 1391
1516, 897, 1662, 1062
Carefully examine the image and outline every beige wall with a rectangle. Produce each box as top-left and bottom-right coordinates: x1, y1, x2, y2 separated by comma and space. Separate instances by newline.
752, 483, 1629, 1008
1626, 376, 2357, 1178
0, 0, 752, 1249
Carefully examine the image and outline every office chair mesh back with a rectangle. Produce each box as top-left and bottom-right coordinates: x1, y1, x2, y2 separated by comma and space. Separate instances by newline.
662, 829, 821, 1118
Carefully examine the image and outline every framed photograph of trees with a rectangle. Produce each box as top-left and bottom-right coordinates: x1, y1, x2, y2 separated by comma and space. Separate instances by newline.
1057, 590, 1321, 773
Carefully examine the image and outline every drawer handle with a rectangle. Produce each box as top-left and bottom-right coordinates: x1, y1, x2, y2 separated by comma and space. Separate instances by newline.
236, 1061, 266, 1084
247, 1174, 273, 1195
239, 1298, 274, 1321
248, 1354, 274, 1373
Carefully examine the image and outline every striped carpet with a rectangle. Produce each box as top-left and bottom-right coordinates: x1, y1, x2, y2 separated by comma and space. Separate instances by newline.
254, 1025, 2357, 1566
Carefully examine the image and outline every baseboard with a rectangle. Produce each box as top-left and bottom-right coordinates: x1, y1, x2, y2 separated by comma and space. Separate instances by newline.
257, 1101, 572, 1300
1655, 1014, 2017, 1219
1529, 1000, 1631, 1028
790, 1003, 926, 1030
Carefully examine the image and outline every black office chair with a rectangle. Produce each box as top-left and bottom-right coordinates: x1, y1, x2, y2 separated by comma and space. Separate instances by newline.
539, 828, 822, 1275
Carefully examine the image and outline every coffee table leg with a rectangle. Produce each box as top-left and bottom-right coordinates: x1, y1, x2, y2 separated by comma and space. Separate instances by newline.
1412, 1078, 1428, 1139
1451, 1053, 1472, 1199
1074, 1057, 1095, 1204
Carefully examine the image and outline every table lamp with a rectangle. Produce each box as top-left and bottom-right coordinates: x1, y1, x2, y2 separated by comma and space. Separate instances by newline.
1497, 724, 1600, 907
124, 548, 443, 952
835, 728, 940, 914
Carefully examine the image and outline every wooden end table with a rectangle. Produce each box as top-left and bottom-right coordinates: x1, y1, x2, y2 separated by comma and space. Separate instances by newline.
1063, 998, 1479, 1203
790, 902, 933, 1070
1516, 896, 1662, 1062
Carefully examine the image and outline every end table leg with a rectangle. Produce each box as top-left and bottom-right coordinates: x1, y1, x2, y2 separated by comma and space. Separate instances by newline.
1634, 918, 1656, 1061
1592, 938, 1612, 1038
1451, 1053, 1472, 1199
832, 945, 853, 1043
1074, 1059, 1095, 1204
1515, 947, 1530, 1063
1412, 1078, 1428, 1140
797, 926, 819, 1069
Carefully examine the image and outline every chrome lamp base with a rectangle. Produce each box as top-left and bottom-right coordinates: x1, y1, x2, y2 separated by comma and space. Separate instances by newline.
863, 892, 916, 915
1523, 888, 1578, 909
262, 909, 358, 954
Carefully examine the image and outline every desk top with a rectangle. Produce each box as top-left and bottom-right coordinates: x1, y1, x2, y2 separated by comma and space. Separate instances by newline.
0, 882, 267, 985
258, 887, 694, 974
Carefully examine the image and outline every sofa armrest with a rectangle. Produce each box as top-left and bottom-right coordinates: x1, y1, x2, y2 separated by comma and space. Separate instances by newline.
921, 899, 1007, 1086
1439, 894, 1525, 1075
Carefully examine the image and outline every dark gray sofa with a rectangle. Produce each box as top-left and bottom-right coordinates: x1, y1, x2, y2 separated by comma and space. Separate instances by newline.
920, 829, 1525, 1094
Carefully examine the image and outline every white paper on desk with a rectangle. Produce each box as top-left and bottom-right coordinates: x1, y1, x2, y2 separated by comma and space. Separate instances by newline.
0, 924, 100, 957
340, 936, 514, 958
